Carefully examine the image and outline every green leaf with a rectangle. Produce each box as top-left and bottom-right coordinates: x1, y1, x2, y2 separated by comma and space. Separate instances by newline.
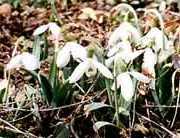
38, 74, 53, 104
84, 102, 113, 113
157, 67, 172, 105
32, 36, 42, 61
52, 82, 71, 106
49, 55, 58, 89
54, 124, 69, 138
41, 35, 48, 60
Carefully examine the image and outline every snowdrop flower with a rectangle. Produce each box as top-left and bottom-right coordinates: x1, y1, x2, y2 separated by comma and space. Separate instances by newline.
69, 58, 113, 83
33, 22, 61, 40
108, 22, 141, 47
56, 42, 87, 68
6, 52, 40, 70
142, 48, 157, 77
106, 41, 144, 67
139, 27, 168, 52
111, 71, 150, 101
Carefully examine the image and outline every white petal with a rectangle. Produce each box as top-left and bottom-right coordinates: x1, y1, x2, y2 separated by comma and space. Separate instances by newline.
142, 48, 156, 77
118, 72, 134, 101
69, 61, 90, 83
92, 60, 113, 79
117, 41, 132, 53
107, 41, 131, 57
142, 27, 168, 52
108, 22, 141, 47
68, 42, 87, 62
105, 56, 116, 67
0, 79, 8, 91
33, 24, 49, 36
143, 48, 157, 66
107, 44, 120, 57
21, 53, 40, 70
127, 50, 144, 63
56, 46, 71, 68
48, 22, 61, 40
6, 55, 23, 70
129, 71, 150, 83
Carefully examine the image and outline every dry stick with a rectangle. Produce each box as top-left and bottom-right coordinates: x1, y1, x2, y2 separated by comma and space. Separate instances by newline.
170, 81, 180, 128
9, 112, 33, 123
1, 98, 94, 112
0, 117, 38, 138
136, 112, 177, 137
145, 98, 151, 127
143, 105, 180, 108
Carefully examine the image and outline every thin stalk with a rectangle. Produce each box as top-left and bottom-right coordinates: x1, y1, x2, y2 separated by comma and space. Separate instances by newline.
113, 63, 120, 126
111, 3, 140, 32
170, 69, 180, 128
114, 75, 120, 126
105, 79, 113, 106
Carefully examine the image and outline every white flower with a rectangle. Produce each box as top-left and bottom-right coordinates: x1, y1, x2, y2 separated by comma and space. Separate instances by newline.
106, 41, 144, 67
112, 72, 134, 101
108, 22, 141, 47
33, 22, 61, 40
56, 42, 87, 68
142, 48, 157, 77
139, 27, 168, 52
111, 71, 150, 101
6, 52, 40, 70
69, 58, 113, 83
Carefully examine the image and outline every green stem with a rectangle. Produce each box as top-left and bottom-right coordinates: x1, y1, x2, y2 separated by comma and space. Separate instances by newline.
113, 63, 120, 126
105, 79, 113, 106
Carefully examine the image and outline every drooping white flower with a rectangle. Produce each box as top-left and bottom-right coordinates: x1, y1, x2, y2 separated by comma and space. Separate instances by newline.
112, 72, 134, 101
142, 48, 157, 77
111, 71, 150, 101
69, 58, 113, 83
139, 27, 168, 52
56, 42, 87, 68
106, 41, 144, 67
6, 52, 40, 70
129, 71, 150, 83
108, 22, 141, 47
33, 22, 61, 40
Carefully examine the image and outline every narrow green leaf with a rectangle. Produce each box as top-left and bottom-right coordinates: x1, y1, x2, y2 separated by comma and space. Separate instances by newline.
32, 36, 41, 61
41, 35, 48, 60
49, 55, 58, 89
54, 124, 69, 138
38, 74, 53, 104
52, 82, 71, 106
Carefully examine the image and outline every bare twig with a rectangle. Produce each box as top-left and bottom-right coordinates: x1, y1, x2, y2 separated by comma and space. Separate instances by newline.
136, 112, 177, 137
0, 117, 38, 138
170, 81, 180, 128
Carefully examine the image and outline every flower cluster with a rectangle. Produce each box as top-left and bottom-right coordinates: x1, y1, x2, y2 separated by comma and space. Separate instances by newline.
6, 18, 175, 102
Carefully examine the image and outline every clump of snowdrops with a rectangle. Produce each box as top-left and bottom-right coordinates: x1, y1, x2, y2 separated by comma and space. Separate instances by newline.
0, 3, 178, 133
